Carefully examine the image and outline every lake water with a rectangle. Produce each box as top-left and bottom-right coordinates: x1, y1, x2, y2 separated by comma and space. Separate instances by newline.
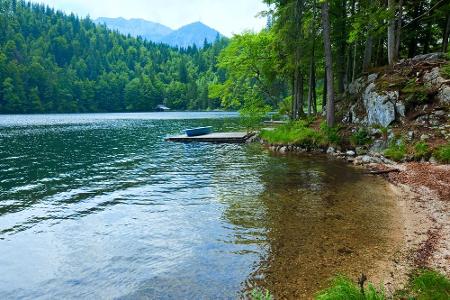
0, 112, 400, 299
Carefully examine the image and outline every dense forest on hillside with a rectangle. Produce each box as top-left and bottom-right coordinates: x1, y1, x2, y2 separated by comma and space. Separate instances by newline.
0, 0, 228, 113
213, 0, 450, 126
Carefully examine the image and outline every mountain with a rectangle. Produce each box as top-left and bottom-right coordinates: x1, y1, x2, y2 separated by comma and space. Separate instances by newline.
95, 18, 222, 48
161, 22, 221, 48
95, 17, 173, 41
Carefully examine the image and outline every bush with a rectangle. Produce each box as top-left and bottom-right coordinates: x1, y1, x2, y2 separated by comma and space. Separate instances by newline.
315, 276, 386, 300
350, 128, 372, 146
384, 139, 406, 162
433, 143, 450, 164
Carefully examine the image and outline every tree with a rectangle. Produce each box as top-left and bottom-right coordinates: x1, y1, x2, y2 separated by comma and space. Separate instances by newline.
321, 1, 335, 127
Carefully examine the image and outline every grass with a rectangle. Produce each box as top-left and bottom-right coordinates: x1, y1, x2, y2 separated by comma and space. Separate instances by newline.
441, 63, 450, 80
413, 141, 431, 160
315, 276, 386, 300
250, 288, 273, 300
384, 139, 406, 162
350, 128, 372, 147
260, 120, 324, 147
259, 119, 343, 148
433, 143, 450, 164
316, 270, 449, 300
401, 79, 429, 107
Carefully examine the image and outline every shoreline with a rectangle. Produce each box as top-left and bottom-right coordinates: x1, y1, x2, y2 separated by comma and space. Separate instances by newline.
261, 141, 450, 295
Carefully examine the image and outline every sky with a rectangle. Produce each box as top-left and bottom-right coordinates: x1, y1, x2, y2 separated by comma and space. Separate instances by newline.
34, 0, 269, 36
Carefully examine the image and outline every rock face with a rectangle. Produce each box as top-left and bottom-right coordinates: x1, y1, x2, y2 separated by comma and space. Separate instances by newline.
363, 83, 398, 127
423, 67, 450, 103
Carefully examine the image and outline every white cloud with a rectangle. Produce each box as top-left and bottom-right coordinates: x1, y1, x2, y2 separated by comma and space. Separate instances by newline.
33, 0, 269, 36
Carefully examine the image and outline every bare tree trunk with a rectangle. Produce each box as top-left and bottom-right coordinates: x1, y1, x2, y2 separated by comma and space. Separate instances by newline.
443, 12, 450, 52
322, 71, 327, 110
298, 71, 304, 118
308, 54, 316, 115
394, 0, 403, 61
442, 13, 450, 52
321, 1, 335, 127
362, 35, 373, 73
387, 0, 396, 65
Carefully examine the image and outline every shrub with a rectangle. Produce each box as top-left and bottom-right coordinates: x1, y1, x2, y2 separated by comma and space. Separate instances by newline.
384, 139, 406, 162
350, 128, 372, 146
433, 143, 450, 164
315, 276, 386, 300
414, 141, 431, 160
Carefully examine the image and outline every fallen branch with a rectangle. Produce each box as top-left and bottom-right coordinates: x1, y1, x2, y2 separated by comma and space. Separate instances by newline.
366, 169, 401, 175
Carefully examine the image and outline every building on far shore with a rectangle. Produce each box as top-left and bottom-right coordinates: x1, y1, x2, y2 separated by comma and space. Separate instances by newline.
155, 105, 171, 112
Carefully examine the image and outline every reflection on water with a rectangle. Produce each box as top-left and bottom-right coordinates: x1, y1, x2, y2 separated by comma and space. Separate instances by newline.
0, 113, 400, 299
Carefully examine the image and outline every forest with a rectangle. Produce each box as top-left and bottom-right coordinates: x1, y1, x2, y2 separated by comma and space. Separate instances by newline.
213, 0, 450, 126
0, 0, 228, 113
1, 0, 449, 117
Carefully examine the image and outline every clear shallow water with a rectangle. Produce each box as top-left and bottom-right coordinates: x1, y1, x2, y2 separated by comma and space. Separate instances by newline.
0, 113, 398, 299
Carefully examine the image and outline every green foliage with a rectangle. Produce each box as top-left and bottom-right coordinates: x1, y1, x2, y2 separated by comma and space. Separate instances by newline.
384, 139, 406, 162
239, 96, 271, 131
410, 270, 450, 300
250, 288, 273, 300
320, 122, 342, 146
212, 31, 287, 112
350, 128, 372, 147
441, 63, 450, 80
315, 276, 386, 300
433, 143, 450, 164
0, 0, 228, 113
413, 142, 431, 160
260, 120, 323, 147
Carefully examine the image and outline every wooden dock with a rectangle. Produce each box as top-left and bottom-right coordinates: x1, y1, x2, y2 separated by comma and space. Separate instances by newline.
166, 132, 255, 143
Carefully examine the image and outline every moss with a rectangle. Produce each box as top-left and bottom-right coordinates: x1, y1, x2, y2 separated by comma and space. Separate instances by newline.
433, 143, 450, 164
401, 79, 429, 107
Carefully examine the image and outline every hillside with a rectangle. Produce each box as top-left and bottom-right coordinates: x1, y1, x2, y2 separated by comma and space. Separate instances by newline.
0, 0, 229, 114
95, 18, 222, 48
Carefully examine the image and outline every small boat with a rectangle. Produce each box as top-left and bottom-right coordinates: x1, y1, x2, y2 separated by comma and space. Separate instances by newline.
185, 126, 213, 137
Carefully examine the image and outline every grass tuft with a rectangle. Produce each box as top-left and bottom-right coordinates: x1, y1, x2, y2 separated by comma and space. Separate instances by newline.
315, 276, 386, 300
433, 143, 450, 164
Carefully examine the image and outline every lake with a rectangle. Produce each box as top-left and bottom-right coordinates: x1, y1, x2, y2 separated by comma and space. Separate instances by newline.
0, 112, 400, 299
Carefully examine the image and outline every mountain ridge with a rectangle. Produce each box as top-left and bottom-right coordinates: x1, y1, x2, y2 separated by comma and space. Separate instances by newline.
95, 18, 222, 48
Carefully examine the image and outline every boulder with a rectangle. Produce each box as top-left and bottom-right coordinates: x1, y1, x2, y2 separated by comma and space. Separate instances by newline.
423, 67, 450, 103
363, 83, 398, 127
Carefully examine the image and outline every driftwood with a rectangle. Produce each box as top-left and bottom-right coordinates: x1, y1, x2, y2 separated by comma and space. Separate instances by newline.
365, 169, 401, 175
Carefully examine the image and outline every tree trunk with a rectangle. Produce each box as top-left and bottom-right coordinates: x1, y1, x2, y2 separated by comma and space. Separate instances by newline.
408, 2, 422, 57
394, 0, 403, 61
362, 35, 373, 73
423, 18, 433, 54
308, 54, 316, 116
443, 12, 450, 52
292, 75, 297, 120
387, 0, 396, 65
321, 1, 335, 127
336, 0, 347, 94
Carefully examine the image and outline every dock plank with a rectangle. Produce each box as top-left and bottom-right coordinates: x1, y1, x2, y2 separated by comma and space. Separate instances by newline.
166, 132, 254, 143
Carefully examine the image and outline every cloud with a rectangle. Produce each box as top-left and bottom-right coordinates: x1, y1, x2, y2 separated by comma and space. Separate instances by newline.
33, 0, 268, 36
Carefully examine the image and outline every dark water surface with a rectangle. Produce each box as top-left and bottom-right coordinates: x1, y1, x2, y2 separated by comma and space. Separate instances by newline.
0, 113, 399, 299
